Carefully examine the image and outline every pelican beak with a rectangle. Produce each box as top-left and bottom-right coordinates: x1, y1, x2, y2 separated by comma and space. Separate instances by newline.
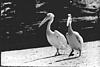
67, 18, 71, 27
38, 15, 50, 27
67, 20, 69, 27
67, 14, 72, 27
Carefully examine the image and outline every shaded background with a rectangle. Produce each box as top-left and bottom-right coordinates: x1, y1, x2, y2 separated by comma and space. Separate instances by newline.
1, 0, 100, 51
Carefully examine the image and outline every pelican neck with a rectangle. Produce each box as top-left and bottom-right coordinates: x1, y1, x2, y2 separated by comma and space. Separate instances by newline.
47, 17, 53, 30
68, 22, 73, 34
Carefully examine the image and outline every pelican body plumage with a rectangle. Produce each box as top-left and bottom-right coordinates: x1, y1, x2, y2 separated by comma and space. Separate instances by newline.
66, 14, 84, 57
39, 13, 68, 56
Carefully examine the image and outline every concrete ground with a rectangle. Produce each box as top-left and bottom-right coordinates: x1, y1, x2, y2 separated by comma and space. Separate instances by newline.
1, 40, 100, 67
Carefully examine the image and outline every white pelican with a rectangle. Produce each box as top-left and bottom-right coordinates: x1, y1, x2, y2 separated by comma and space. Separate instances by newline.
39, 13, 68, 56
66, 14, 84, 57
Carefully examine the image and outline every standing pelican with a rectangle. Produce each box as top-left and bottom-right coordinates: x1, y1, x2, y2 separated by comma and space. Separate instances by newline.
39, 13, 68, 56
66, 14, 84, 57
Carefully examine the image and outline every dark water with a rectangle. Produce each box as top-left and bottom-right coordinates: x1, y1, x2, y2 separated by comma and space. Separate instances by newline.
1, 0, 100, 51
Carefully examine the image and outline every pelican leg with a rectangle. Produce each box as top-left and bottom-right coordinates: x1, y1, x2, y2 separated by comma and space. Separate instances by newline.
55, 48, 61, 56
68, 49, 74, 57
78, 49, 81, 57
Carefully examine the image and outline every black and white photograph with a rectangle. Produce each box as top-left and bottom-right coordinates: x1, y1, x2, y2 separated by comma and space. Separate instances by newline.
1, 0, 100, 66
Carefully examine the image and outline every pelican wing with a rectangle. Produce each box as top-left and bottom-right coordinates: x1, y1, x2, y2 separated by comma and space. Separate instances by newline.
74, 32, 83, 44
54, 30, 68, 49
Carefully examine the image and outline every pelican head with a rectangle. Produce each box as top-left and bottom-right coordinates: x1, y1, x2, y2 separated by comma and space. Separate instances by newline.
68, 14, 71, 17
47, 13, 55, 18
39, 13, 55, 27
67, 14, 72, 27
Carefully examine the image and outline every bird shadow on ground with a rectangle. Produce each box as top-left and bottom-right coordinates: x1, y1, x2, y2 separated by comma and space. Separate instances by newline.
24, 53, 80, 64
24, 54, 65, 63
49, 55, 80, 64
